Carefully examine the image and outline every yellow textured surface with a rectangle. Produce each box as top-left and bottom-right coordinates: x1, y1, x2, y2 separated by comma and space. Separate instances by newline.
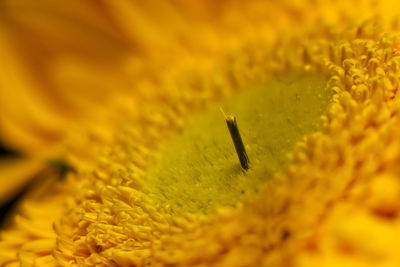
1, 0, 400, 266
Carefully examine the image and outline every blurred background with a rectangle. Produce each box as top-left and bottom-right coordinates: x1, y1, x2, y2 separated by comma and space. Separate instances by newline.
0, 145, 18, 225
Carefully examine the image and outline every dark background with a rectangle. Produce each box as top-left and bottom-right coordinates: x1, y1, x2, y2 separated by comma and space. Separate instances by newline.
0, 144, 21, 226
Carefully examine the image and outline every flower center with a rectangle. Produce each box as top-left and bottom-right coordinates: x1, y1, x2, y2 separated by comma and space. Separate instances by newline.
144, 73, 331, 214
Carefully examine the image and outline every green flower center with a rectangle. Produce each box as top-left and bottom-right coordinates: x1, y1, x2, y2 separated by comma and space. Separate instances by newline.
145, 73, 331, 214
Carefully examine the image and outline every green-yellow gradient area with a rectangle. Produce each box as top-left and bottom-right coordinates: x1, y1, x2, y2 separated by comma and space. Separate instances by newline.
145, 73, 331, 214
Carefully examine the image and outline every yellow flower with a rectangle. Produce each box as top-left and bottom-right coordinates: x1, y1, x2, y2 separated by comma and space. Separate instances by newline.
2, 0, 400, 266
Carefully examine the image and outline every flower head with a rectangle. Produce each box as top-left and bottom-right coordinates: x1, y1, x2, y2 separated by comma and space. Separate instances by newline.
2, 0, 400, 266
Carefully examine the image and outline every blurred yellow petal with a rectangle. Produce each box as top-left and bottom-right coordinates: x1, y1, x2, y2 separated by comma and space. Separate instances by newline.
0, 158, 43, 204
0, 23, 68, 152
0, 0, 133, 154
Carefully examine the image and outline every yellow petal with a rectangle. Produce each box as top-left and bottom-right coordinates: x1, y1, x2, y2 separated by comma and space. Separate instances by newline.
0, 158, 43, 204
